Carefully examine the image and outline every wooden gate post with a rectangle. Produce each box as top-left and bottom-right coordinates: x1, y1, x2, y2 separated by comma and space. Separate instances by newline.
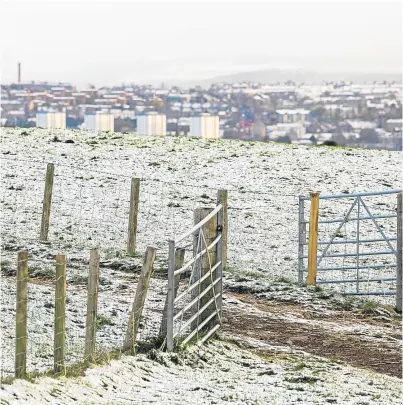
15, 250, 28, 379
192, 208, 218, 327
160, 248, 185, 336
40, 163, 55, 241
396, 192, 402, 313
307, 192, 320, 285
54, 254, 66, 375
85, 249, 100, 362
127, 178, 140, 255
124, 246, 156, 354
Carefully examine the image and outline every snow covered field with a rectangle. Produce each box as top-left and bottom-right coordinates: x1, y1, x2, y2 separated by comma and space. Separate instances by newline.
0, 128, 401, 403
1, 339, 402, 405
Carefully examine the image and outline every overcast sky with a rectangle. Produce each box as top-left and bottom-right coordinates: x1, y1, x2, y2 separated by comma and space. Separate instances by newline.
1, 1, 401, 87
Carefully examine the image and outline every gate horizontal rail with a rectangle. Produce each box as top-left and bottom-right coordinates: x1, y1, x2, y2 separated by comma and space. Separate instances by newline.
300, 189, 402, 200
302, 214, 397, 224
302, 237, 397, 246
317, 277, 396, 285
315, 264, 397, 272
301, 250, 395, 259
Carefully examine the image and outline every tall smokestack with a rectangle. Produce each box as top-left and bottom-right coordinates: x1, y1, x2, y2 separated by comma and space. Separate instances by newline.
18, 62, 21, 83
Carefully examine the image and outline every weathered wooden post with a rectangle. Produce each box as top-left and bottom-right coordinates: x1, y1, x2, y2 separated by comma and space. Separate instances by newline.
127, 178, 140, 255
124, 246, 156, 354
160, 248, 185, 336
54, 254, 66, 375
85, 249, 100, 362
298, 195, 306, 284
15, 250, 28, 379
307, 192, 320, 286
192, 208, 218, 327
40, 163, 55, 241
396, 192, 402, 313
217, 190, 228, 271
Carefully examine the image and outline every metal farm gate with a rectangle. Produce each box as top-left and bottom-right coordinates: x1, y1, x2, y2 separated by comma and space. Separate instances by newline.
163, 204, 224, 351
298, 190, 402, 309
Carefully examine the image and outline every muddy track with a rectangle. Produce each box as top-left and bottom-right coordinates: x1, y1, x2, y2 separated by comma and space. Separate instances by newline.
222, 293, 402, 378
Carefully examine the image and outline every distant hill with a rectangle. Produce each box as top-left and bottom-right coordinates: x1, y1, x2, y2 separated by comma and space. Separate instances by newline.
185, 69, 402, 87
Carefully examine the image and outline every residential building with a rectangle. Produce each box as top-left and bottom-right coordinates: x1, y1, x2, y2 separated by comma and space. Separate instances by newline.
36, 111, 66, 129
190, 114, 220, 139
137, 112, 166, 136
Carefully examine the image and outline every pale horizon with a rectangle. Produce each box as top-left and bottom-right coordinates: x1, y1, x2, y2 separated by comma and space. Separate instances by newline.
1, 1, 402, 87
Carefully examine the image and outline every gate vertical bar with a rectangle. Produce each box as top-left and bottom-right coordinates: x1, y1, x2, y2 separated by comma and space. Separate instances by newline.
298, 195, 305, 283
216, 206, 223, 317
307, 192, 320, 285
356, 196, 360, 293
396, 193, 402, 313
217, 190, 228, 272
166, 240, 175, 351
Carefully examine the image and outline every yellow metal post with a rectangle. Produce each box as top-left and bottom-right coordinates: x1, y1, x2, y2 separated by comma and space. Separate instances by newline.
307, 192, 320, 285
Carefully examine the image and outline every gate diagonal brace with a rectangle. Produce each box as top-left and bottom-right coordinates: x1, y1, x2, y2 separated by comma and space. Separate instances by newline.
359, 197, 397, 256
317, 197, 358, 266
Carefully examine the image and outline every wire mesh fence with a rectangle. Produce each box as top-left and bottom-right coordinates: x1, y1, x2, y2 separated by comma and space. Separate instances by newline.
1, 154, 401, 383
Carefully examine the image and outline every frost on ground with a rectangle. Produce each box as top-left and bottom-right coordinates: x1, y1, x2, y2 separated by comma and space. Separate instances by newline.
1, 340, 402, 405
0, 128, 402, 403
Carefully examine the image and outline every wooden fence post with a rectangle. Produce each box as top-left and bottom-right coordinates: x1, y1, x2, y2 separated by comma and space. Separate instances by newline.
15, 250, 28, 379
124, 246, 156, 354
160, 248, 185, 336
40, 163, 55, 241
85, 249, 100, 362
307, 192, 320, 286
127, 178, 140, 255
192, 208, 218, 327
217, 190, 228, 271
396, 192, 402, 313
54, 254, 66, 375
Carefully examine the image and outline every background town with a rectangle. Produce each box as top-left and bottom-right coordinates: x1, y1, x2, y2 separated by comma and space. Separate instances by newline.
1, 65, 402, 150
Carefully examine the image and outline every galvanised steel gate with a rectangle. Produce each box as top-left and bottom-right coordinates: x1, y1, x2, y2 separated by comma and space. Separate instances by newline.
298, 190, 402, 309
165, 204, 223, 351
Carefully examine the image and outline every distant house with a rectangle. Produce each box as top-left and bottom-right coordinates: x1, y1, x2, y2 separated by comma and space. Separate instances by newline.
276, 109, 310, 123
386, 119, 402, 133
36, 111, 66, 129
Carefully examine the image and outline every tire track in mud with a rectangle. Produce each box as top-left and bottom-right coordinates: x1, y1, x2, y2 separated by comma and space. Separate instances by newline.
222, 293, 402, 378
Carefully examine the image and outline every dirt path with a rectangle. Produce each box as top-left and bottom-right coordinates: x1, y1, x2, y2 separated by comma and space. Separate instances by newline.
222, 293, 402, 378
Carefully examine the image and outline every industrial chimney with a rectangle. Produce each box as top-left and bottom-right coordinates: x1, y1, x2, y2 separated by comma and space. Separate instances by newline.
18, 62, 21, 83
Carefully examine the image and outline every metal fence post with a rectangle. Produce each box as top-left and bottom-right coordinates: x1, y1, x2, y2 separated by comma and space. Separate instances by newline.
160, 248, 185, 336
307, 192, 320, 285
397, 192, 402, 313
166, 240, 175, 351
298, 195, 305, 283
